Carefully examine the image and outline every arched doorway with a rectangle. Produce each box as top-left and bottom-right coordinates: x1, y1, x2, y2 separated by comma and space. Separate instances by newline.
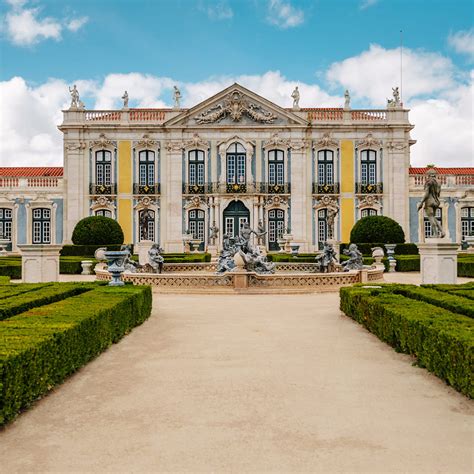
223, 201, 250, 239
268, 209, 285, 251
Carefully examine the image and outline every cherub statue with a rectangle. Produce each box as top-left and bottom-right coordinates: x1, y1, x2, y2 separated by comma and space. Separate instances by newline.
148, 244, 164, 274
173, 85, 181, 108
342, 243, 363, 271
417, 168, 445, 238
69, 85, 80, 108
120, 244, 139, 273
291, 86, 300, 109
315, 242, 338, 273
122, 91, 129, 109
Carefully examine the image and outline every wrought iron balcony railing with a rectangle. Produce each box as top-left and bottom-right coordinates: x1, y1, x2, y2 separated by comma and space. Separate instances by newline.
226, 182, 247, 193
89, 183, 117, 195
355, 182, 383, 194
258, 183, 291, 194
182, 183, 210, 195
312, 183, 340, 194
133, 183, 160, 194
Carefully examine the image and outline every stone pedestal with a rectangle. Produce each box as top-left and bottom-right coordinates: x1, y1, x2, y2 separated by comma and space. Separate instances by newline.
81, 260, 93, 275
135, 240, 154, 265
0, 238, 10, 256
417, 238, 458, 284
232, 271, 249, 289
207, 245, 219, 260
18, 244, 62, 283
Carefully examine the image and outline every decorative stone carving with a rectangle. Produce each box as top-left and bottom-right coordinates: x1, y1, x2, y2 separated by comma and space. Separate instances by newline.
356, 133, 382, 149
89, 133, 116, 148
165, 141, 185, 152
133, 134, 160, 149
288, 140, 308, 151
194, 91, 277, 124
136, 196, 158, 208
264, 195, 289, 209
92, 196, 113, 208
418, 168, 445, 238
65, 141, 86, 151
313, 195, 338, 209
386, 141, 407, 151
358, 195, 380, 209
184, 196, 208, 210
387, 86, 401, 108
184, 133, 208, 150
314, 132, 338, 149
263, 133, 289, 149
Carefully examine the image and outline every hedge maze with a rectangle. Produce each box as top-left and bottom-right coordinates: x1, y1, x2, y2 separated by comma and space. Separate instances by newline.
0, 282, 152, 425
340, 283, 474, 398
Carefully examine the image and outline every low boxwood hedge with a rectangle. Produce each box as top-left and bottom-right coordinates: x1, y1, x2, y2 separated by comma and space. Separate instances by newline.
60, 244, 123, 257
0, 257, 21, 279
163, 253, 211, 263
0, 284, 152, 425
340, 243, 419, 256
0, 282, 96, 321
340, 284, 474, 398
0, 276, 10, 284
423, 283, 474, 301
267, 253, 318, 263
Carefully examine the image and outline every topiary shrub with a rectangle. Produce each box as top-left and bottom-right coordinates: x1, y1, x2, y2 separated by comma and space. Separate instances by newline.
350, 216, 405, 244
72, 216, 124, 246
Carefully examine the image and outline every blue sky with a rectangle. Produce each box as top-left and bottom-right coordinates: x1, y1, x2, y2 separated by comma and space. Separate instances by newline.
0, 0, 473, 167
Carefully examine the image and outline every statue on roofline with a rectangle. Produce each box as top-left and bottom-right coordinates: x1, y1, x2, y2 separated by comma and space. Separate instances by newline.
69, 85, 80, 109
291, 86, 300, 109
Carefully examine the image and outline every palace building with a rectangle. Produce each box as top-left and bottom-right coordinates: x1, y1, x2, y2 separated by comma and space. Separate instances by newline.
0, 83, 473, 252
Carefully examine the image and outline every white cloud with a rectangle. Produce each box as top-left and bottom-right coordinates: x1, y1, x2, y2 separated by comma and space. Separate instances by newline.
204, 1, 233, 20
266, 0, 304, 29
4, 1, 88, 46
359, 0, 378, 10
448, 29, 474, 61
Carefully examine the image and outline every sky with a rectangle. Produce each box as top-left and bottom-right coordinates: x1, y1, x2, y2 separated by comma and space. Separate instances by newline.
0, 0, 473, 167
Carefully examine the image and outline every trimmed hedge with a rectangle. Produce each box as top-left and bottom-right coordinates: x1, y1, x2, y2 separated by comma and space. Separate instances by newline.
0, 284, 152, 425
458, 258, 474, 278
267, 253, 319, 263
0, 276, 10, 284
163, 253, 211, 263
350, 216, 405, 244
395, 255, 420, 272
0, 283, 95, 321
0, 258, 21, 279
72, 216, 124, 245
340, 285, 474, 398
423, 283, 474, 301
60, 244, 123, 257
340, 243, 419, 256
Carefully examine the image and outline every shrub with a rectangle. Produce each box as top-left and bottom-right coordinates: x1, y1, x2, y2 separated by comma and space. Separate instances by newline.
395, 255, 420, 272
0, 276, 10, 284
267, 253, 318, 263
350, 216, 405, 244
340, 285, 474, 398
72, 216, 124, 246
0, 258, 21, 279
61, 244, 123, 257
0, 285, 152, 425
458, 258, 474, 278
163, 253, 211, 263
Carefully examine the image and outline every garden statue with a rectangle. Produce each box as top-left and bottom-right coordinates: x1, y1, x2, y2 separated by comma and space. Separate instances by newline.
173, 85, 181, 108
139, 209, 154, 241
216, 235, 237, 273
148, 244, 164, 273
120, 244, 139, 273
122, 90, 129, 108
291, 86, 300, 109
344, 89, 350, 109
417, 168, 445, 238
326, 207, 338, 240
257, 220, 267, 245
209, 222, 219, 245
342, 243, 364, 271
315, 242, 338, 273
69, 85, 80, 109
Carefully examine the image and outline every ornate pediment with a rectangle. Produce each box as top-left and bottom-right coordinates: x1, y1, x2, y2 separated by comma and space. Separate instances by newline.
133, 134, 160, 149
355, 133, 382, 149
89, 133, 116, 149
314, 132, 338, 149
164, 83, 309, 128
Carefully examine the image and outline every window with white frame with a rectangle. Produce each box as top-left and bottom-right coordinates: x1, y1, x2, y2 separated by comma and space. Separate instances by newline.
0, 208, 12, 240
32, 208, 51, 244
317, 150, 334, 185
188, 209, 205, 242
227, 143, 246, 184
95, 150, 112, 185
317, 208, 328, 250
424, 208, 442, 238
188, 150, 205, 186
461, 207, 474, 239
138, 150, 155, 186
95, 209, 112, 218
361, 208, 377, 218
139, 209, 155, 241
268, 150, 284, 185
360, 150, 377, 185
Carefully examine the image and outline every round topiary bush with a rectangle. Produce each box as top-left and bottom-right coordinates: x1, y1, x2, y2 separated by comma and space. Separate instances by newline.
72, 216, 124, 245
350, 216, 405, 244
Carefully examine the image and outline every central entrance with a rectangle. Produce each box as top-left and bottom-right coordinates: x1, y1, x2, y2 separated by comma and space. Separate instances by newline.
223, 200, 250, 239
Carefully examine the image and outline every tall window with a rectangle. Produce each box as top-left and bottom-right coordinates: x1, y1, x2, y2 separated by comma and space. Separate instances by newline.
268, 209, 285, 250
32, 208, 51, 244
95, 209, 112, 218
139, 209, 155, 241
360, 150, 377, 185
188, 150, 205, 185
424, 208, 442, 238
361, 208, 377, 218
268, 150, 284, 185
317, 209, 328, 250
96, 150, 112, 185
461, 207, 474, 239
188, 210, 205, 249
139, 150, 155, 186
0, 208, 12, 240
227, 143, 246, 184
317, 150, 334, 185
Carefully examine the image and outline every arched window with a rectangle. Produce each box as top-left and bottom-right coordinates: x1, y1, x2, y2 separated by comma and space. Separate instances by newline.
138, 150, 155, 186
227, 143, 246, 185
188, 150, 205, 186
361, 208, 377, 218
139, 209, 155, 241
95, 209, 112, 218
0, 208, 12, 241
360, 150, 377, 185
268, 150, 284, 185
268, 209, 285, 251
317, 150, 334, 186
461, 207, 474, 239
32, 208, 50, 244
95, 150, 112, 185
424, 208, 442, 238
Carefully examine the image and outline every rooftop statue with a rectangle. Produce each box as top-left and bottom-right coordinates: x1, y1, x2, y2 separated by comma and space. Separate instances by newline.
173, 86, 181, 109
69, 85, 80, 109
342, 243, 363, 271
122, 90, 129, 109
387, 86, 401, 108
291, 86, 300, 109
417, 168, 445, 238
344, 89, 350, 110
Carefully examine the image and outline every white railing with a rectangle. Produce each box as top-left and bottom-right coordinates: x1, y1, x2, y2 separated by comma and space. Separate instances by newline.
351, 110, 387, 121
85, 110, 121, 122
0, 177, 62, 190
410, 174, 471, 188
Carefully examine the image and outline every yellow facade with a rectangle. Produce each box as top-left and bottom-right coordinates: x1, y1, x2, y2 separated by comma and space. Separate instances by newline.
117, 141, 132, 243
340, 140, 355, 242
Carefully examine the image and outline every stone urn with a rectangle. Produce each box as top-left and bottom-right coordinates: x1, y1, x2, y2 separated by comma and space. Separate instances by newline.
290, 243, 300, 257
0, 238, 9, 256
81, 260, 93, 275
283, 233, 293, 253
384, 244, 397, 272
371, 246, 385, 265
189, 239, 202, 253
103, 250, 128, 286
182, 233, 193, 253
277, 238, 286, 253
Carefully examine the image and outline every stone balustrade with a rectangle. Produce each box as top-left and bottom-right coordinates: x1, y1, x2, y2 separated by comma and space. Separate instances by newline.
0, 176, 63, 191
409, 174, 473, 188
